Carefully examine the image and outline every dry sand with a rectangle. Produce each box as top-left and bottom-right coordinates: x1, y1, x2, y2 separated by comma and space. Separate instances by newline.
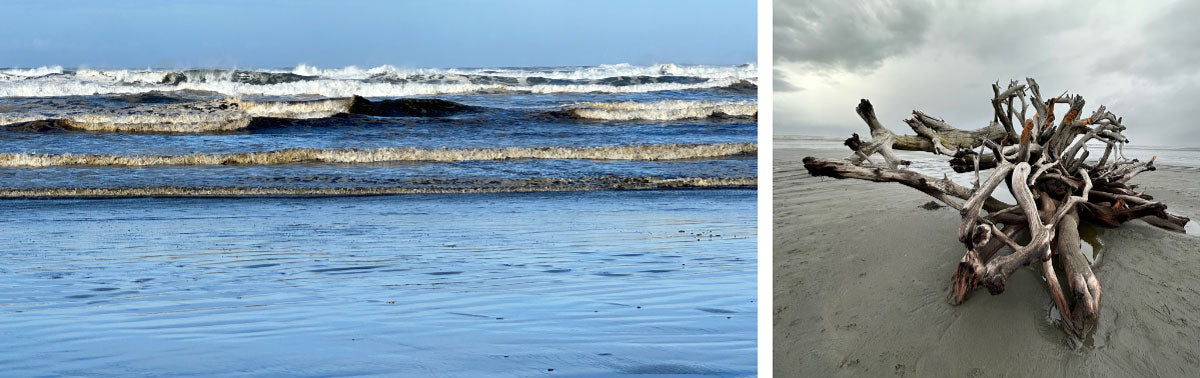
774, 146, 1200, 377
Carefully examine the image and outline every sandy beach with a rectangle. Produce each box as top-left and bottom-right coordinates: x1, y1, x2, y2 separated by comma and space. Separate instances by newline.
774, 144, 1200, 377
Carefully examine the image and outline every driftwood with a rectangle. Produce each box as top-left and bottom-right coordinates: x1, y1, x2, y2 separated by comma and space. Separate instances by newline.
803, 78, 1191, 339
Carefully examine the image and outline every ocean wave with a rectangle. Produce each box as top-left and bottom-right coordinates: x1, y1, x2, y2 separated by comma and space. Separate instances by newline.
288, 63, 757, 81
0, 176, 756, 198
2, 95, 763, 133
1, 98, 343, 133
0, 66, 65, 79
0, 77, 755, 98
1, 96, 478, 132
361, 73, 718, 87
558, 100, 757, 121
0, 64, 756, 98
0, 143, 757, 167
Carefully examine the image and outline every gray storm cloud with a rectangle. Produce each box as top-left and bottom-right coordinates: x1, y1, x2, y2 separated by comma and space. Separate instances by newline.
1093, 1, 1200, 81
773, 0, 932, 71
775, 0, 1200, 146
773, 68, 802, 92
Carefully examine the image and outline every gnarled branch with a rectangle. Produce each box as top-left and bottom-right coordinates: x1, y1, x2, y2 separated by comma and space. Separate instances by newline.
803, 78, 1189, 340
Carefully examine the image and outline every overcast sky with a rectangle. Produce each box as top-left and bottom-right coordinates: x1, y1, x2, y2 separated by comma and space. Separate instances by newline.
0, 0, 755, 69
774, 0, 1200, 147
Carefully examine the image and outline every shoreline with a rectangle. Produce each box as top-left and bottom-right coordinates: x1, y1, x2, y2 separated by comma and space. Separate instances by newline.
2, 188, 757, 376
774, 147, 1200, 376
0, 178, 757, 199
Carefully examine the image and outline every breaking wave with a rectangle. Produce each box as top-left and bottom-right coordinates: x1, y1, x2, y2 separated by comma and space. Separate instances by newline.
558, 100, 757, 121
0, 78, 754, 98
0, 176, 756, 198
0, 63, 757, 98
1, 96, 478, 133
0, 143, 757, 167
0, 66, 65, 79
2, 95, 761, 133
72, 99, 346, 132
289, 63, 756, 81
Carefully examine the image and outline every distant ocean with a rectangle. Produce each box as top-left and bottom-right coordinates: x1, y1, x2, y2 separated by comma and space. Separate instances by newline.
0, 64, 758, 376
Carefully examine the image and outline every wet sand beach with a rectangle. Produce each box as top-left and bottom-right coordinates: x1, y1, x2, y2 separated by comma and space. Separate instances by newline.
0, 190, 756, 376
774, 144, 1200, 377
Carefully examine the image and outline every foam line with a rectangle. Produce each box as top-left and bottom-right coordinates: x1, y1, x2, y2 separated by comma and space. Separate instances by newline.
0, 176, 757, 198
0, 143, 758, 167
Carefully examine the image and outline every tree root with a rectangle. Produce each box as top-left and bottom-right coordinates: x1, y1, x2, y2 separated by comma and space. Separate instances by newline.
801, 78, 1189, 339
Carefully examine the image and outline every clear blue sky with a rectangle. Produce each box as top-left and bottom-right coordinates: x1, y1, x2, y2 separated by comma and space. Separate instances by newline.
0, 0, 756, 69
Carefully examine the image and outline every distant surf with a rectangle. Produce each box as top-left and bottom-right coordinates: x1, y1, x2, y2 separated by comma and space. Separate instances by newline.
0, 63, 757, 98
0, 63, 757, 195
0, 143, 757, 167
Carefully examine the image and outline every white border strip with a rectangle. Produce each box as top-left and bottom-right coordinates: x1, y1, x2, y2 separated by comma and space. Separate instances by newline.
756, 0, 774, 375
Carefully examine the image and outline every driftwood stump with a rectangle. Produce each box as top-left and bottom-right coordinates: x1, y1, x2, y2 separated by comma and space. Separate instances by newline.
803, 78, 1190, 339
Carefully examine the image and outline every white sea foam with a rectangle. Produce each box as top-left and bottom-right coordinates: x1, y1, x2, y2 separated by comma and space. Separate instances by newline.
289, 63, 757, 81
72, 68, 165, 84
0, 64, 756, 98
0, 114, 48, 125
0, 98, 356, 132
0, 143, 757, 167
0, 66, 65, 79
563, 100, 758, 121
0, 77, 753, 98
290, 64, 408, 80
235, 98, 354, 118
65, 109, 253, 133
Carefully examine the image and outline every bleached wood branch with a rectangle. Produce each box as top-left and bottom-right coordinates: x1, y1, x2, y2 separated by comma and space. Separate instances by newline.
803, 77, 1190, 339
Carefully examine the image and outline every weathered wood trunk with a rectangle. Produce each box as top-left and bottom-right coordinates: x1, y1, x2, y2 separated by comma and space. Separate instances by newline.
802, 78, 1190, 339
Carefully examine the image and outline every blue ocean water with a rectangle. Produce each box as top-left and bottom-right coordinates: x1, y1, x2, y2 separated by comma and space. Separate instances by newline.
1, 64, 756, 194
0, 64, 758, 376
